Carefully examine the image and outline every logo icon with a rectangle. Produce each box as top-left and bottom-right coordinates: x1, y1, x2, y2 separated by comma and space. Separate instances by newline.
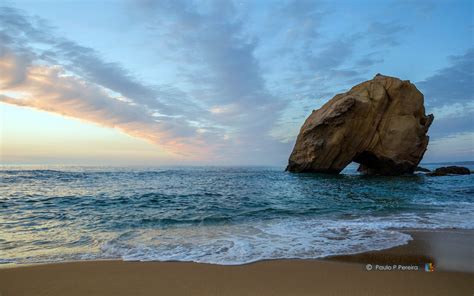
366, 264, 373, 271
425, 263, 434, 272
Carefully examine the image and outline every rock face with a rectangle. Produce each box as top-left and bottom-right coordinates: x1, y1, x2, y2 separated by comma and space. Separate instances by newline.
287, 74, 434, 175
427, 166, 471, 176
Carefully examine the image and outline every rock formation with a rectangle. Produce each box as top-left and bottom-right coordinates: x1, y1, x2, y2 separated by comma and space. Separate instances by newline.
415, 166, 431, 173
427, 166, 471, 176
287, 74, 434, 175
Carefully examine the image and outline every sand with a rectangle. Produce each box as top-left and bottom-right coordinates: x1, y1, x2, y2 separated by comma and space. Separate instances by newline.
330, 229, 474, 272
0, 230, 473, 296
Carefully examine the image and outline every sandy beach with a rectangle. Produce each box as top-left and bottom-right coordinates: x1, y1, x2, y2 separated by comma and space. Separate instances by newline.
0, 230, 472, 296
2, 0, 473, 294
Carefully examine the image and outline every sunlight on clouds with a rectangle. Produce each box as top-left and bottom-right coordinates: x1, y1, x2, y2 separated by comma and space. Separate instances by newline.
0, 104, 178, 165
210, 104, 238, 115
0, 3, 472, 165
0, 49, 211, 160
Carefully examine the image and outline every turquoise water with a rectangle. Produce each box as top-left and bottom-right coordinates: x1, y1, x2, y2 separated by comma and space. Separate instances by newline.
1, 164, 473, 265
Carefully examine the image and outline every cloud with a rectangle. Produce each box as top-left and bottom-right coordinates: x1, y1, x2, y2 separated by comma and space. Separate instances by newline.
135, 0, 276, 107
417, 48, 474, 141
308, 37, 356, 74
1, 2, 472, 164
355, 53, 384, 68
54, 40, 179, 115
0, 6, 207, 121
0, 6, 201, 117
278, 0, 327, 44
0, 47, 208, 157
0, 6, 227, 160
303, 21, 407, 84
128, 0, 291, 163
366, 21, 407, 47
418, 48, 474, 107
424, 132, 474, 162
272, 18, 408, 105
394, 0, 437, 17
429, 113, 474, 138
0, 4, 291, 164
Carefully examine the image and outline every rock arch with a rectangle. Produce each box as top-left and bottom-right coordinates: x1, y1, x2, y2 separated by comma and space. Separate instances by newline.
286, 74, 434, 175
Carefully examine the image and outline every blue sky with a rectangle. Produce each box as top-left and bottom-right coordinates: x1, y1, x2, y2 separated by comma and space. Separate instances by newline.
0, 0, 473, 166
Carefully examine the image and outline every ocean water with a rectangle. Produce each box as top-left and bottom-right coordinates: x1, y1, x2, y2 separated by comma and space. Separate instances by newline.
1, 163, 473, 265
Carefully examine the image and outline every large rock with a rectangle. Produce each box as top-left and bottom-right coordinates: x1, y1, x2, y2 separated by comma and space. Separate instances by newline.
287, 74, 434, 175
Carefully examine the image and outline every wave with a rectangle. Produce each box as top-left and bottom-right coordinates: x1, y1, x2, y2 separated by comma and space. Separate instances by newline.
100, 209, 473, 265
1, 166, 472, 265
2, 210, 473, 265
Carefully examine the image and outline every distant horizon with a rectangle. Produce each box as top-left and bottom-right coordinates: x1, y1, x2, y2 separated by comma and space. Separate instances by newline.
1, 160, 473, 169
1, 0, 473, 165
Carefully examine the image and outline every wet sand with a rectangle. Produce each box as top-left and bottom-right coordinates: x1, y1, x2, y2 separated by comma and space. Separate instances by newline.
0, 230, 473, 296
329, 228, 474, 272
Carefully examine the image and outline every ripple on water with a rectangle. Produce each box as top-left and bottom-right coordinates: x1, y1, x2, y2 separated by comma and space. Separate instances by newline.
0, 165, 473, 264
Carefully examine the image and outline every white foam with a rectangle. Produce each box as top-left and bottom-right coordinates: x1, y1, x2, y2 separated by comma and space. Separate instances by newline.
98, 206, 474, 265
99, 218, 413, 265
3, 208, 473, 265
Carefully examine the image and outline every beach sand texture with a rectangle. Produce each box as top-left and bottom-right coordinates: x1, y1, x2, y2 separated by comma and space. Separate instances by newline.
0, 230, 473, 296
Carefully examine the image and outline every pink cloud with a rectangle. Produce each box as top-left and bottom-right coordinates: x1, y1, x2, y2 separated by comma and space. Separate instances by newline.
0, 49, 210, 159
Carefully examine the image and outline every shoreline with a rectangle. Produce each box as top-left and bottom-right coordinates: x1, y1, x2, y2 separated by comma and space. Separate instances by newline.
1, 229, 473, 295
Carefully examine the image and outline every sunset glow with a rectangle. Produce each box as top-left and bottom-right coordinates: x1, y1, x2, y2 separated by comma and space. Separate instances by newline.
1, 1, 472, 165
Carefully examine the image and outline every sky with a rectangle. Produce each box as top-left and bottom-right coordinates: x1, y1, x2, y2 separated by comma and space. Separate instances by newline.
0, 0, 473, 166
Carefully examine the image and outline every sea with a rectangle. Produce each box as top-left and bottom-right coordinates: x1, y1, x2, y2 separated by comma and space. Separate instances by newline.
1, 163, 473, 265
